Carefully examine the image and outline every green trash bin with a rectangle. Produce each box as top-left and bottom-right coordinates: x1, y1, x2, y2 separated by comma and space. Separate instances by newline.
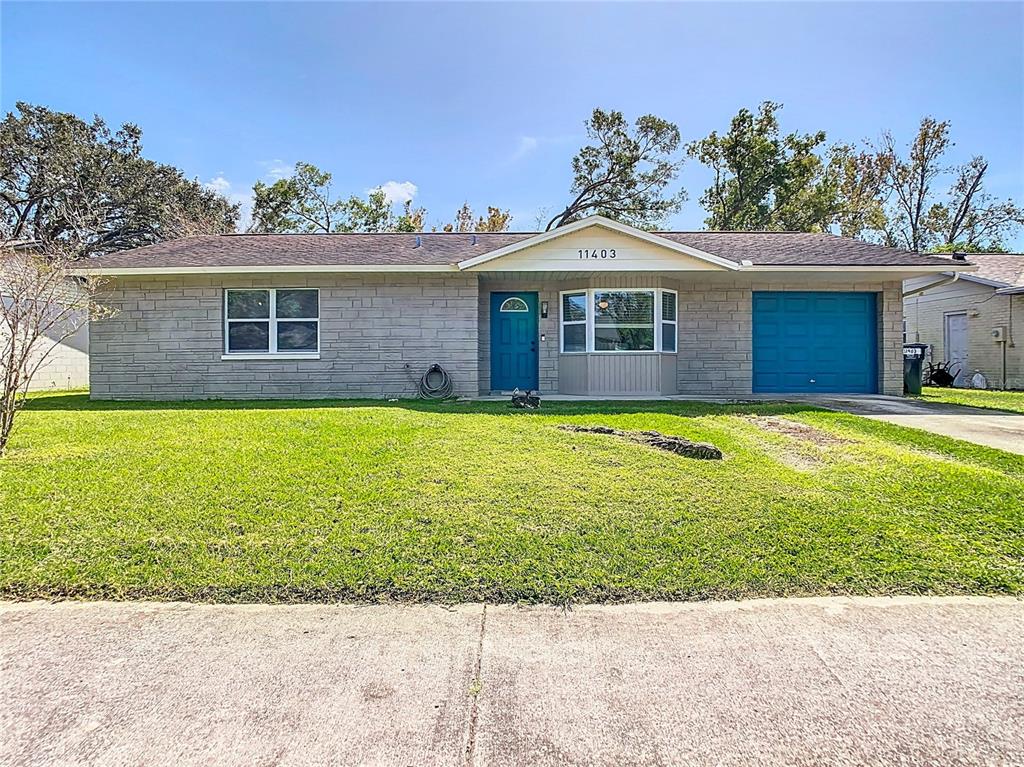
903, 344, 928, 395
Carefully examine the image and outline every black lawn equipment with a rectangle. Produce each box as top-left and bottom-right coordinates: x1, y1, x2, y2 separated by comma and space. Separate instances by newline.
926, 360, 960, 388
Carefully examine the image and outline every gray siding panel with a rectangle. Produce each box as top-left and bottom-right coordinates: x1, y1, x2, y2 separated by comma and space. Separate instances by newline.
588, 353, 660, 395
556, 354, 676, 395
659, 355, 678, 395
558, 355, 588, 395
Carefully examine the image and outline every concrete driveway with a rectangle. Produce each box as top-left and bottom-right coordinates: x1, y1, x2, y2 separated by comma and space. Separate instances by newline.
794, 394, 1024, 455
2, 597, 1022, 766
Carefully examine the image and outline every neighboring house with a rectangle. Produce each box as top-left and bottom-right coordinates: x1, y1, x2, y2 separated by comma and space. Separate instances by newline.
78, 216, 965, 400
904, 253, 1024, 389
1, 241, 90, 392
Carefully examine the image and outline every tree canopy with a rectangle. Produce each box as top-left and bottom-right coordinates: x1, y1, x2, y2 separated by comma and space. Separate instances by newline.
877, 120, 1023, 252
687, 102, 838, 232
249, 163, 511, 233
0, 102, 239, 257
440, 203, 513, 233
546, 109, 685, 231
687, 104, 1023, 251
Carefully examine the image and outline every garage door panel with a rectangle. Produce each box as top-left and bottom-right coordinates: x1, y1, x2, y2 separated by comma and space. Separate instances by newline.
754, 294, 780, 310
752, 291, 878, 394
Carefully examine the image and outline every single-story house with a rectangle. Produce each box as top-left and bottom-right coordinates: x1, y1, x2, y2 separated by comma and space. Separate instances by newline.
904, 252, 1023, 389
78, 216, 968, 400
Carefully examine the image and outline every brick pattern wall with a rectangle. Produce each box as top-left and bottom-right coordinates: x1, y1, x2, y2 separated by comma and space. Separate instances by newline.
29, 336, 90, 390
479, 275, 902, 397
93, 272, 904, 400
671, 277, 903, 396
90, 273, 478, 400
2, 324, 90, 391
904, 281, 1023, 389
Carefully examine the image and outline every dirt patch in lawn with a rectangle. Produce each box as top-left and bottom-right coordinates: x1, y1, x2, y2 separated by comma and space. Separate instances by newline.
748, 416, 855, 447
558, 425, 723, 460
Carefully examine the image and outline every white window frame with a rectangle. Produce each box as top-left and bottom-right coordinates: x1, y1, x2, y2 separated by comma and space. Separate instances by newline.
559, 288, 677, 355
222, 288, 321, 360
560, 290, 588, 353
660, 288, 678, 353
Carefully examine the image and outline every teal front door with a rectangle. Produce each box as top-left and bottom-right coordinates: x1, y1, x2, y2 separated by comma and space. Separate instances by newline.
490, 292, 539, 391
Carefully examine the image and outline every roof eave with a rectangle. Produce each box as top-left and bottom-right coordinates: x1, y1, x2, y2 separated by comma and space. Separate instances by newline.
72, 264, 459, 277
743, 264, 975, 273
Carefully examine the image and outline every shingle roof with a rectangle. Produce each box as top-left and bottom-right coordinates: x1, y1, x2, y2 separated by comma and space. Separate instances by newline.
953, 253, 1024, 287
82, 230, 954, 270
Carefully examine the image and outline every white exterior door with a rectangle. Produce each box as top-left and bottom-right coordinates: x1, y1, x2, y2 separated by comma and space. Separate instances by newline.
944, 313, 969, 386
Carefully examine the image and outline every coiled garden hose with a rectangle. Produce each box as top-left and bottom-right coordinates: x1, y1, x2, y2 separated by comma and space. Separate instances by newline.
418, 364, 454, 399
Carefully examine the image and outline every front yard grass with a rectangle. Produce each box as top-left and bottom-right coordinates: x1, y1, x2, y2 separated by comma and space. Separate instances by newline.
916, 386, 1024, 415
1, 393, 1022, 603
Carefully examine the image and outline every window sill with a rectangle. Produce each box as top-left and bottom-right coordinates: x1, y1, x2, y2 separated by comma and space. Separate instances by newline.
559, 351, 671, 356
221, 353, 320, 361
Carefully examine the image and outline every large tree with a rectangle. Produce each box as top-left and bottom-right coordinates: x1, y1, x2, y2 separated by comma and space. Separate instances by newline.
875, 117, 951, 252
826, 143, 890, 239
247, 162, 398, 233
545, 109, 685, 231
0, 102, 238, 258
874, 118, 1023, 252
688, 101, 838, 232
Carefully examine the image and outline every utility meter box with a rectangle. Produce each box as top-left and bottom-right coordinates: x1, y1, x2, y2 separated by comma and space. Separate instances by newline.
992, 326, 1007, 342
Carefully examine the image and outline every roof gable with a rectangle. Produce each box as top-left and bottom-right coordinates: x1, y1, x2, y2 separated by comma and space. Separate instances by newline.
457, 216, 739, 271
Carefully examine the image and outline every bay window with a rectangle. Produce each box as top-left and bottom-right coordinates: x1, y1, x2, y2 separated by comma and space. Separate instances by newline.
224, 288, 319, 357
560, 288, 678, 353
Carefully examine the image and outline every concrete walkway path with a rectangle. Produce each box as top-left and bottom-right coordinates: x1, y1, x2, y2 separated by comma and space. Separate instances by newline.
809, 395, 1024, 454
2, 597, 1022, 766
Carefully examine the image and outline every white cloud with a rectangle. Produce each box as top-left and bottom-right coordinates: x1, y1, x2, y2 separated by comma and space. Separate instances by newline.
258, 159, 292, 180
203, 175, 232, 195
371, 180, 418, 205
204, 176, 254, 232
508, 136, 539, 164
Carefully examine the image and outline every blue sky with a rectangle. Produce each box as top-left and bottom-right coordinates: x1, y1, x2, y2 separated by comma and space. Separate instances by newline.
3, 1, 1023, 241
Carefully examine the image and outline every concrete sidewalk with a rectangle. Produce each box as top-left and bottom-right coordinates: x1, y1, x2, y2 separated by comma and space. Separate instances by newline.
2, 597, 1022, 766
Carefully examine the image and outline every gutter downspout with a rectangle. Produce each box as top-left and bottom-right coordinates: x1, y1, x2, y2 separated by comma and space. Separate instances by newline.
902, 272, 959, 299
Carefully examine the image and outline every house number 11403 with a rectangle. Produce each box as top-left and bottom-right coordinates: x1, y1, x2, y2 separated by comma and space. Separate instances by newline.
578, 248, 617, 259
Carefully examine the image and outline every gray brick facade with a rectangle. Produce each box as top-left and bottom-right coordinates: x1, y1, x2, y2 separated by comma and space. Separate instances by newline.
90, 273, 479, 399
478, 275, 904, 397
672, 277, 904, 397
91, 272, 904, 400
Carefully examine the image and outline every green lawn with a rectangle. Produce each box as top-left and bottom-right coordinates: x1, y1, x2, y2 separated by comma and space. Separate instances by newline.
916, 386, 1024, 415
2, 392, 1022, 603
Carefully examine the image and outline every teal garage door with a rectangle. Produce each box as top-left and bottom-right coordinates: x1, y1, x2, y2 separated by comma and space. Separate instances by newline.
752, 292, 878, 393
